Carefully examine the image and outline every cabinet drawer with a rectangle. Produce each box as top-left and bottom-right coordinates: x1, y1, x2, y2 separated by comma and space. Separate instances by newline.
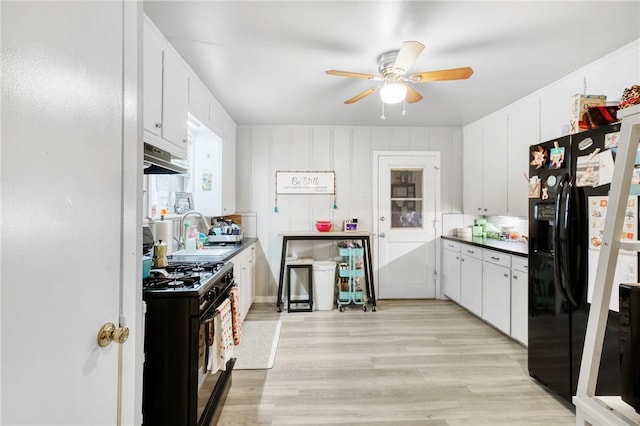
442, 240, 461, 252
461, 244, 482, 259
483, 250, 511, 268
511, 255, 528, 272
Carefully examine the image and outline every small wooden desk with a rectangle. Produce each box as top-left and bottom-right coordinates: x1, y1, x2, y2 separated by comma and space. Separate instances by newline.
277, 231, 376, 312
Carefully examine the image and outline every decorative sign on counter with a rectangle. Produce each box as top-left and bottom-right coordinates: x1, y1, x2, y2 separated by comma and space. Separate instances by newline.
274, 171, 337, 213
276, 171, 335, 194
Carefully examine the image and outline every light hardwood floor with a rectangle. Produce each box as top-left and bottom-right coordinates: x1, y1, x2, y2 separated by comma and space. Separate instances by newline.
218, 300, 575, 425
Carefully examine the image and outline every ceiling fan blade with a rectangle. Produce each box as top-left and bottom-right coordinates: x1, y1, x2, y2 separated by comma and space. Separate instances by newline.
405, 85, 423, 104
344, 86, 378, 104
392, 41, 425, 75
410, 67, 474, 83
326, 70, 381, 80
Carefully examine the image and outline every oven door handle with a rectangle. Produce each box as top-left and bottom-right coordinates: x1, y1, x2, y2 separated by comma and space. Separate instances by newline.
199, 303, 221, 323
199, 291, 233, 322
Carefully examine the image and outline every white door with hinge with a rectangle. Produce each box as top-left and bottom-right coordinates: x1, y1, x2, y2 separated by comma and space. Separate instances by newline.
374, 152, 441, 299
1, 2, 140, 425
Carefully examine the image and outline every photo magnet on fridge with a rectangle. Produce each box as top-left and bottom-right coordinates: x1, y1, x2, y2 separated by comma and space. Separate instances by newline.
530, 146, 548, 169
549, 142, 565, 169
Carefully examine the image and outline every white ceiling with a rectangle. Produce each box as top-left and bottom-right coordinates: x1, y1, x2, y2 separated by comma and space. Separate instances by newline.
143, 1, 640, 128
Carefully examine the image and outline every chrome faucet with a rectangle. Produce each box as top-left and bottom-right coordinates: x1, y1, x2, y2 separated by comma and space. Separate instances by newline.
180, 210, 211, 248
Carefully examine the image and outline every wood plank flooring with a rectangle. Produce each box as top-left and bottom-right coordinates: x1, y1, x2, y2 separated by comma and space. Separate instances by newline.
218, 300, 575, 425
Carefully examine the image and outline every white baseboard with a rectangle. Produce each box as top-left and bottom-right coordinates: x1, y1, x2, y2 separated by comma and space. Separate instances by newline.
254, 296, 276, 303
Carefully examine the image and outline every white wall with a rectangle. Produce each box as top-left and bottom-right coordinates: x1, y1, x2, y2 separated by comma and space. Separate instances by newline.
237, 39, 640, 301
236, 126, 463, 298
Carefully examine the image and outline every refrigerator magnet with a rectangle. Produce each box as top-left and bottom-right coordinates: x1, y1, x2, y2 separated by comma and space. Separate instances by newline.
528, 176, 541, 198
549, 142, 565, 169
530, 146, 547, 169
605, 132, 620, 148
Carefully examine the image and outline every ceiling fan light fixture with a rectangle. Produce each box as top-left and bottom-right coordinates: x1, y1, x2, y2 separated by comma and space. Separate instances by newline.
379, 81, 407, 104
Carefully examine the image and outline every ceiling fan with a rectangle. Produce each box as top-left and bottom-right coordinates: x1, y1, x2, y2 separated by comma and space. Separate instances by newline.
326, 41, 473, 106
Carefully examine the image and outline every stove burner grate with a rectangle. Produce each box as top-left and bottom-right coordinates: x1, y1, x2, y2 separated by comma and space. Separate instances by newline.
164, 262, 225, 275
143, 275, 201, 290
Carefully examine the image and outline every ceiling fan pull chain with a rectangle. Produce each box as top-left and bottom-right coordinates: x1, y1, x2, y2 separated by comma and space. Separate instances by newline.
381, 102, 386, 120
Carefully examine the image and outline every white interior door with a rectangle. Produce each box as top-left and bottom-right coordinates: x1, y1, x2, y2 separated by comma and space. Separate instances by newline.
375, 152, 440, 299
1, 2, 140, 424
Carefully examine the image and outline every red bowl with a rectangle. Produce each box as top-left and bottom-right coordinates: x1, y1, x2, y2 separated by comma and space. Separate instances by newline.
315, 221, 332, 232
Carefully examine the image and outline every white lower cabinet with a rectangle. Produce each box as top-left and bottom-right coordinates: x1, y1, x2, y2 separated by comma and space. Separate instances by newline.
441, 240, 461, 303
510, 256, 528, 345
440, 239, 529, 345
460, 244, 483, 317
482, 250, 511, 335
231, 243, 256, 319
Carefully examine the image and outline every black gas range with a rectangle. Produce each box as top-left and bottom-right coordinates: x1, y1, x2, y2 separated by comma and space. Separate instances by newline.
143, 261, 233, 298
142, 261, 236, 426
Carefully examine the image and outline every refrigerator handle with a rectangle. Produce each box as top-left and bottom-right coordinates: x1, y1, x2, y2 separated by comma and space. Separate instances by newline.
562, 182, 581, 306
554, 173, 573, 303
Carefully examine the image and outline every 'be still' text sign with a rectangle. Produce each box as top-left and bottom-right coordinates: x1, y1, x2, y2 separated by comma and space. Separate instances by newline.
276, 171, 335, 194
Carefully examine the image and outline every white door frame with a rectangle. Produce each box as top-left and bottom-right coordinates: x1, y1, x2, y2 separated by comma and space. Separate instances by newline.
372, 151, 442, 300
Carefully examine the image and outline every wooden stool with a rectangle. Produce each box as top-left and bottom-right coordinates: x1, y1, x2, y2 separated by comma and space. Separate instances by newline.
287, 263, 313, 312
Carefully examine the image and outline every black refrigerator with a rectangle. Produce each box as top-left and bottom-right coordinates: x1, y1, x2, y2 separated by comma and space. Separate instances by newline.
528, 122, 634, 404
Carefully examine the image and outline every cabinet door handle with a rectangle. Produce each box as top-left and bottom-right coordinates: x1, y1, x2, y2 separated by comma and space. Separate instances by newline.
513, 275, 518, 279
503, 273, 509, 277
461, 258, 465, 262
455, 256, 459, 260
491, 256, 500, 261
467, 250, 474, 254
155, 122, 162, 129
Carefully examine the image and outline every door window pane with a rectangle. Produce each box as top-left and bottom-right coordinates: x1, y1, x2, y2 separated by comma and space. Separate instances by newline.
390, 169, 423, 228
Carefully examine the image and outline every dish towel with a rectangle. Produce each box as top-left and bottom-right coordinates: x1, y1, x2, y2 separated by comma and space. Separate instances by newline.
207, 315, 224, 373
217, 298, 234, 370
230, 287, 243, 345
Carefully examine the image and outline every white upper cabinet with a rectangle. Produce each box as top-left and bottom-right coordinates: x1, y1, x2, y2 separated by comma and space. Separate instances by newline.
143, 21, 163, 139
463, 113, 508, 215
161, 48, 189, 152
221, 114, 237, 215
188, 73, 211, 126
463, 121, 484, 214
482, 112, 508, 216
208, 97, 236, 215
143, 17, 188, 158
507, 97, 540, 218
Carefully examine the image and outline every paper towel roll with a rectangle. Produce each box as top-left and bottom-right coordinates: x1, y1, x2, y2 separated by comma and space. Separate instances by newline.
154, 220, 173, 246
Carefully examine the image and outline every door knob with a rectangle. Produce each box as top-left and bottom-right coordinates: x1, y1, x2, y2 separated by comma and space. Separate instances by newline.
380, 216, 385, 221
380, 233, 386, 238
97, 322, 130, 347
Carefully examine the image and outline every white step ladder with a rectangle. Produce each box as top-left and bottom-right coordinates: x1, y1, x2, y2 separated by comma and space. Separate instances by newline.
575, 104, 640, 425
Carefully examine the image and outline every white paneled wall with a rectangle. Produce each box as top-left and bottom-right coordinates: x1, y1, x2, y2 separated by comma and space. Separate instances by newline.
237, 126, 463, 299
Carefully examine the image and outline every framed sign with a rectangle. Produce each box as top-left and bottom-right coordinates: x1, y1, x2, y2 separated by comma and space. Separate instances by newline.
276, 171, 335, 194
174, 192, 193, 214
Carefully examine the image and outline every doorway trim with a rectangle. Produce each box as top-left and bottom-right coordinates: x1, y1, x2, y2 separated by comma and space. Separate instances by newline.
372, 151, 443, 299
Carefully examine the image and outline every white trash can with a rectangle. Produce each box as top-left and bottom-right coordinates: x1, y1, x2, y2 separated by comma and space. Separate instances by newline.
313, 261, 337, 310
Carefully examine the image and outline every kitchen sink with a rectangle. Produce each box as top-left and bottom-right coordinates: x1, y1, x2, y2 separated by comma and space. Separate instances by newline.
168, 246, 236, 262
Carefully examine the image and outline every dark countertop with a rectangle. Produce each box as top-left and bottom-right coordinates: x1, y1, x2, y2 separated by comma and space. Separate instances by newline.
441, 235, 527, 257
167, 237, 258, 263
220, 237, 258, 261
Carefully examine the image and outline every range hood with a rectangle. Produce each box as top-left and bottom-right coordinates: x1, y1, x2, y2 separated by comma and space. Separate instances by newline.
143, 142, 187, 175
